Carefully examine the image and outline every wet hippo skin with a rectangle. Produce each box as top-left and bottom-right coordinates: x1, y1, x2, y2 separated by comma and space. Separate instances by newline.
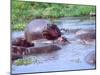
77, 32, 96, 44
25, 19, 61, 43
12, 52, 23, 61
12, 37, 34, 47
85, 51, 96, 65
26, 45, 61, 54
11, 45, 61, 60
55, 36, 70, 45
12, 46, 25, 60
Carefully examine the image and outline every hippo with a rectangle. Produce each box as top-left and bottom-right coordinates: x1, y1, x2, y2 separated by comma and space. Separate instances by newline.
11, 31, 34, 47
60, 28, 81, 34
26, 45, 61, 54
55, 36, 70, 45
11, 45, 61, 58
11, 46, 26, 61
25, 19, 61, 43
12, 37, 34, 47
77, 32, 96, 44
12, 19, 61, 47
85, 51, 96, 65
75, 29, 95, 35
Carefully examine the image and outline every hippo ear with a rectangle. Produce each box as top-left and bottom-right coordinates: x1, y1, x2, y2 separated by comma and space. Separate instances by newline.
51, 24, 57, 28
47, 24, 51, 26
52, 24, 57, 26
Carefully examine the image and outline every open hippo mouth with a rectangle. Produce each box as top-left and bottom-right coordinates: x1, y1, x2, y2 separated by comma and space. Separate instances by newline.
42, 24, 61, 40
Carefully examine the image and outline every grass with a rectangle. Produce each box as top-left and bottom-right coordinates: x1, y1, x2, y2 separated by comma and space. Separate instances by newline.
11, 0, 96, 31
14, 56, 41, 66
15, 58, 33, 66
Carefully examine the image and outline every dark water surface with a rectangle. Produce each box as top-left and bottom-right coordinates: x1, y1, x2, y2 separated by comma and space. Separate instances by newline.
12, 16, 96, 74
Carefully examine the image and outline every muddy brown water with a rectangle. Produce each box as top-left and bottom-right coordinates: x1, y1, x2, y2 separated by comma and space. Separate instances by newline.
12, 16, 96, 74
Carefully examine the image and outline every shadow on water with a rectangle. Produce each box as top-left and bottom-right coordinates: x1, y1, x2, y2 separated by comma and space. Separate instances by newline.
12, 16, 96, 74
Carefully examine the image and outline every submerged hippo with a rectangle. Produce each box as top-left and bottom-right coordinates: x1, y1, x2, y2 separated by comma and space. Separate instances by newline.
75, 29, 95, 35
11, 45, 61, 60
77, 32, 96, 44
85, 51, 96, 65
25, 19, 61, 43
12, 37, 34, 47
11, 31, 34, 47
55, 36, 70, 45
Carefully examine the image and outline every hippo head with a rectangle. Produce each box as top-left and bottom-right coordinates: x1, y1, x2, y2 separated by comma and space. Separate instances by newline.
42, 24, 61, 40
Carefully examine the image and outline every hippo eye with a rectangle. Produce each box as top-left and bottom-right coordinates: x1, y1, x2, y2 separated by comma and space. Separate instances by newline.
52, 24, 57, 26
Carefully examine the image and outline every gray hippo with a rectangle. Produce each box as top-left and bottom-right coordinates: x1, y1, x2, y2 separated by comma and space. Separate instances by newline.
11, 45, 61, 61
12, 37, 34, 47
85, 51, 96, 65
12, 19, 61, 47
77, 32, 96, 44
55, 36, 70, 45
25, 19, 61, 43
76, 29, 96, 44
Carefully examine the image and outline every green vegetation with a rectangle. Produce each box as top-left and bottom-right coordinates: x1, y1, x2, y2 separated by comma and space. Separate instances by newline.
15, 58, 33, 66
14, 57, 41, 66
12, 0, 96, 31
